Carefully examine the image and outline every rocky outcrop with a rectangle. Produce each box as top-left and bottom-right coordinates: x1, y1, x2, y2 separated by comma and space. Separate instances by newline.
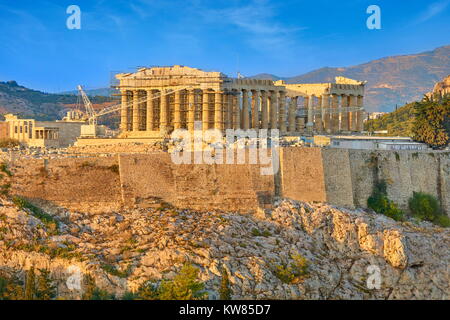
0, 197, 448, 299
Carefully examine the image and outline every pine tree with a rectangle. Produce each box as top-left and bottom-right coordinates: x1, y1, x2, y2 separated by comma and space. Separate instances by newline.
219, 267, 232, 300
24, 267, 36, 300
35, 269, 56, 300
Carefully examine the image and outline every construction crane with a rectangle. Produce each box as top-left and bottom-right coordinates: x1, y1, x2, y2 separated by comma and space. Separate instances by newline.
77, 85, 97, 125
77, 85, 196, 125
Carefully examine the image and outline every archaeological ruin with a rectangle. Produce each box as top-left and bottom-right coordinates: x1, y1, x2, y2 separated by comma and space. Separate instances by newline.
114, 65, 367, 138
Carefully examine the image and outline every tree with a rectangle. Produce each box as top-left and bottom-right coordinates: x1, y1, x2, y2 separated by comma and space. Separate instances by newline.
158, 264, 207, 300
35, 269, 56, 300
412, 95, 450, 148
219, 267, 232, 300
24, 267, 36, 300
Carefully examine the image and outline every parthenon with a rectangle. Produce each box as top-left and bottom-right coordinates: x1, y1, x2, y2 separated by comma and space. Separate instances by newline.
115, 65, 366, 137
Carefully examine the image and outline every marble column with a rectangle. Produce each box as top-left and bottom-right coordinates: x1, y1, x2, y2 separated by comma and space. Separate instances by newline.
146, 90, 154, 131
297, 117, 305, 133
349, 95, 358, 131
315, 96, 323, 133
251, 90, 260, 129
340, 95, 349, 131
202, 90, 210, 131
232, 90, 240, 129
261, 91, 269, 129
356, 95, 364, 132
331, 94, 339, 133
174, 90, 182, 130
120, 90, 127, 131
242, 89, 250, 130
322, 94, 330, 133
132, 90, 139, 131
187, 89, 195, 133
214, 91, 223, 131
288, 96, 297, 132
160, 89, 168, 134
226, 92, 233, 129
270, 91, 278, 129
278, 91, 287, 133
306, 95, 314, 134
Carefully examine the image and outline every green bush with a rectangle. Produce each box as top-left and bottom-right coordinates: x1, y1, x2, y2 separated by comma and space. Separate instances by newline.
158, 264, 207, 300
368, 181, 404, 221
408, 192, 440, 221
408, 192, 449, 227
433, 215, 450, 228
0, 162, 12, 177
272, 253, 309, 284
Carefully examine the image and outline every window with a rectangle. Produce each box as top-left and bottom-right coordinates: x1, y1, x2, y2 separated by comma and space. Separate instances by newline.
14, 126, 18, 134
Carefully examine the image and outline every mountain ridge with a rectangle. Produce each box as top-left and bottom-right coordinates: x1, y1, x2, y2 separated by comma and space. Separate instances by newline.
248, 45, 450, 112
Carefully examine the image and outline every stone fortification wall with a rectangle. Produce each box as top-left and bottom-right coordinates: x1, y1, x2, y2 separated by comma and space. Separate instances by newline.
5, 148, 450, 215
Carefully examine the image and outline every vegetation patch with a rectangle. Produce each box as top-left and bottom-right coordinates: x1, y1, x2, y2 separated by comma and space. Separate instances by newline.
0, 162, 13, 177
367, 181, 404, 221
408, 192, 450, 227
12, 196, 59, 233
271, 253, 310, 284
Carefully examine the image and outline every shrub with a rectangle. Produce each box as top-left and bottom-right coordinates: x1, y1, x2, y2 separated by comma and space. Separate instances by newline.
408, 192, 449, 227
272, 253, 310, 284
158, 264, 207, 300
0, 162, 12, 177
433, 215, 450, 228
408, 192, 440, 221
368, 181, 404, 221
136, 281, 159, 300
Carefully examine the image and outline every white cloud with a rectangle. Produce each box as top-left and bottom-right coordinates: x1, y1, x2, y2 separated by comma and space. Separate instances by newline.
417, 0, 450, 23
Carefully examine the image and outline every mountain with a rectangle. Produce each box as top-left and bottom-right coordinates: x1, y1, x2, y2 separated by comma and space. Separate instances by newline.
247, 73, 282, 81
249, 45, 450, 112
0, 80, 114, 121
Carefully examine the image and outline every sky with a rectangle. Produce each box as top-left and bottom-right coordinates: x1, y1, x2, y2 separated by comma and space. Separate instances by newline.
0, 0, 449, 93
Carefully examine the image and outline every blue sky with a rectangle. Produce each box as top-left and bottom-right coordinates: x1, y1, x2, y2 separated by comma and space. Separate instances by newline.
0, 0, 449, 93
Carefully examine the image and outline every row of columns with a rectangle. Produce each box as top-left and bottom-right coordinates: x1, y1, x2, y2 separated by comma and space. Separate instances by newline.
120, 89, 364, 135
120, 89, 288, 134
299, 93, 364, 134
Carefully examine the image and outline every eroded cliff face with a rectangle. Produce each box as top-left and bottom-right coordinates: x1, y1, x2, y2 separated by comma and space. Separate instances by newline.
0, 197, 448, 300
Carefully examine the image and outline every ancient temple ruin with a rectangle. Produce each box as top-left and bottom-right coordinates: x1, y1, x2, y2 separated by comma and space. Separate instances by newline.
114, 65, 366, 137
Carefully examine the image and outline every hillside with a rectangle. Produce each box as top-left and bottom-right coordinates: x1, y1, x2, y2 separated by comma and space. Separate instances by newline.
0, 81, 115, 121
250, 45, 450, 112
365, 103, 416, 136
0, 194, 448, 300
